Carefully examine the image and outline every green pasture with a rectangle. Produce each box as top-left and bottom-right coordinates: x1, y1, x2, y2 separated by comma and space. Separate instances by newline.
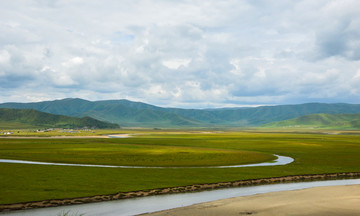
1, 130, 360, 204
0, 139, 274, 167
0, 122, 35, 130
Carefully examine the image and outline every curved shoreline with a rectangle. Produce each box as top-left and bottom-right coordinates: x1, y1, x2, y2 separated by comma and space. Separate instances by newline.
1, 172, 359, 212
144, 184, 360, 216
0, 155, 293, 169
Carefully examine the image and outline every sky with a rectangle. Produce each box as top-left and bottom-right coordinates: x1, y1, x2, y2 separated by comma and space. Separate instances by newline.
0, 0, 360, 108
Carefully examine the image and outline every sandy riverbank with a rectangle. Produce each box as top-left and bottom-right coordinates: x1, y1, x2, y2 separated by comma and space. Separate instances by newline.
144, 184, 360, 216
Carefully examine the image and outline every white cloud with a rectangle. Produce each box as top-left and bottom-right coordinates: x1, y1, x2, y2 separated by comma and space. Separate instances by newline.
0, 0, 360, 107
0, 50, 10, 65
62, 57, 84, 67
162, 58, 191, 69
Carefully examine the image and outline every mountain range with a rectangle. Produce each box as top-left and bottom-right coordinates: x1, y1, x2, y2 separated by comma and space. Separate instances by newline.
0, 108, 119, 129
1, 98, 360, 128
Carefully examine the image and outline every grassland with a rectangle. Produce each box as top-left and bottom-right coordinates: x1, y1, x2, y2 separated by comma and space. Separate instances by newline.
1, 130, 360, 205
0, 138, 275, 167
263, 113, 360, 129
0, 122, 37, 130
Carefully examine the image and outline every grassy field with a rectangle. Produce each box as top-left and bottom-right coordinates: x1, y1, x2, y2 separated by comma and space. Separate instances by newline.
0, 138, 275, 167
1, 130, 360, 204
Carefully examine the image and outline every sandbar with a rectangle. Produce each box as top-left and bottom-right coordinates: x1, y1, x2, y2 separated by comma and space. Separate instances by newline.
144, 184, 360, 216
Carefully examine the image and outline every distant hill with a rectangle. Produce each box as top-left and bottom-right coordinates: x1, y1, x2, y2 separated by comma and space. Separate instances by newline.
0, 108, 119, 129
0, 99, 204, 127
1, 98, 360, 128
262, 113, 360, 129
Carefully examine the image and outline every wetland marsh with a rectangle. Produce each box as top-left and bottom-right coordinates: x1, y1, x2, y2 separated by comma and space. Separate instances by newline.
1, 130, 360, 209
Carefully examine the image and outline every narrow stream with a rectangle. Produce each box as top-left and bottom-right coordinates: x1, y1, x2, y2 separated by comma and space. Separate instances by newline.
1, 179, 359, 216
0, 155, 293, 168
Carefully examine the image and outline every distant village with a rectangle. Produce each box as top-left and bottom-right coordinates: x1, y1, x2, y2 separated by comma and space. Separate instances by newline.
1, 128, 95, 135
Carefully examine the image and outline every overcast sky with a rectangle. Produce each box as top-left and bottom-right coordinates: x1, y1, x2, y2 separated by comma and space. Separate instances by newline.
0, 0, 359, 108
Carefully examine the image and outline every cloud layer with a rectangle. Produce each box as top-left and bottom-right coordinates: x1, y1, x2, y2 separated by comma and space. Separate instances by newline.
1, 0, 359, 107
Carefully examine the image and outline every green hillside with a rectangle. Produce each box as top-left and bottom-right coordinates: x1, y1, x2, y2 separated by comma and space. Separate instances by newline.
262, 113, 360, 129
163, 103, 360, 126
0, 99, 204, 127
1, 98, 360, 128
0, 108, 119, 129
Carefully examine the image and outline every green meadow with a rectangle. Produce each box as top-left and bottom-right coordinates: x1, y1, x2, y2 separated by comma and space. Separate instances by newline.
1, 130, 360, 204
0, 138, 275, 167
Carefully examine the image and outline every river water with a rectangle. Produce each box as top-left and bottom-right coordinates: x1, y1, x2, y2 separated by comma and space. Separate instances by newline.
0, 155, 293, 169
1, 179, 359, 216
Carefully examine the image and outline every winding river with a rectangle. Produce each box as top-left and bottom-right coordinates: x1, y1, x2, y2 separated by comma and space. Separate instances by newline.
1, 135, 358, 215
1, 179, 359, 216
1, 156, 359, 215
0, 154, 293, 168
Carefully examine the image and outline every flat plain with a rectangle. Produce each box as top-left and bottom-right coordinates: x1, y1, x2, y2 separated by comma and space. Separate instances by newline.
1, 129, 360, 205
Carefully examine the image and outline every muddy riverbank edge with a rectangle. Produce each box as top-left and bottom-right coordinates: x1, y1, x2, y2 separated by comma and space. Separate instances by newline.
1, 172, 360, 212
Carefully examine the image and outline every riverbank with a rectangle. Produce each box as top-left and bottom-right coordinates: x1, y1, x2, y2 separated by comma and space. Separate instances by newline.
1, 172, 359, 212
144, 184, 360, 216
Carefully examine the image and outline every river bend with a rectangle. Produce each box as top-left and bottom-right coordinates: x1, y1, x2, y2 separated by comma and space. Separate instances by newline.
0, 154, 293, 169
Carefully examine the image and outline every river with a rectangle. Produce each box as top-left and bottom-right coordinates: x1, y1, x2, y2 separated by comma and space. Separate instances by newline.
1, 179, 359, 216
0, 155, 293, 168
